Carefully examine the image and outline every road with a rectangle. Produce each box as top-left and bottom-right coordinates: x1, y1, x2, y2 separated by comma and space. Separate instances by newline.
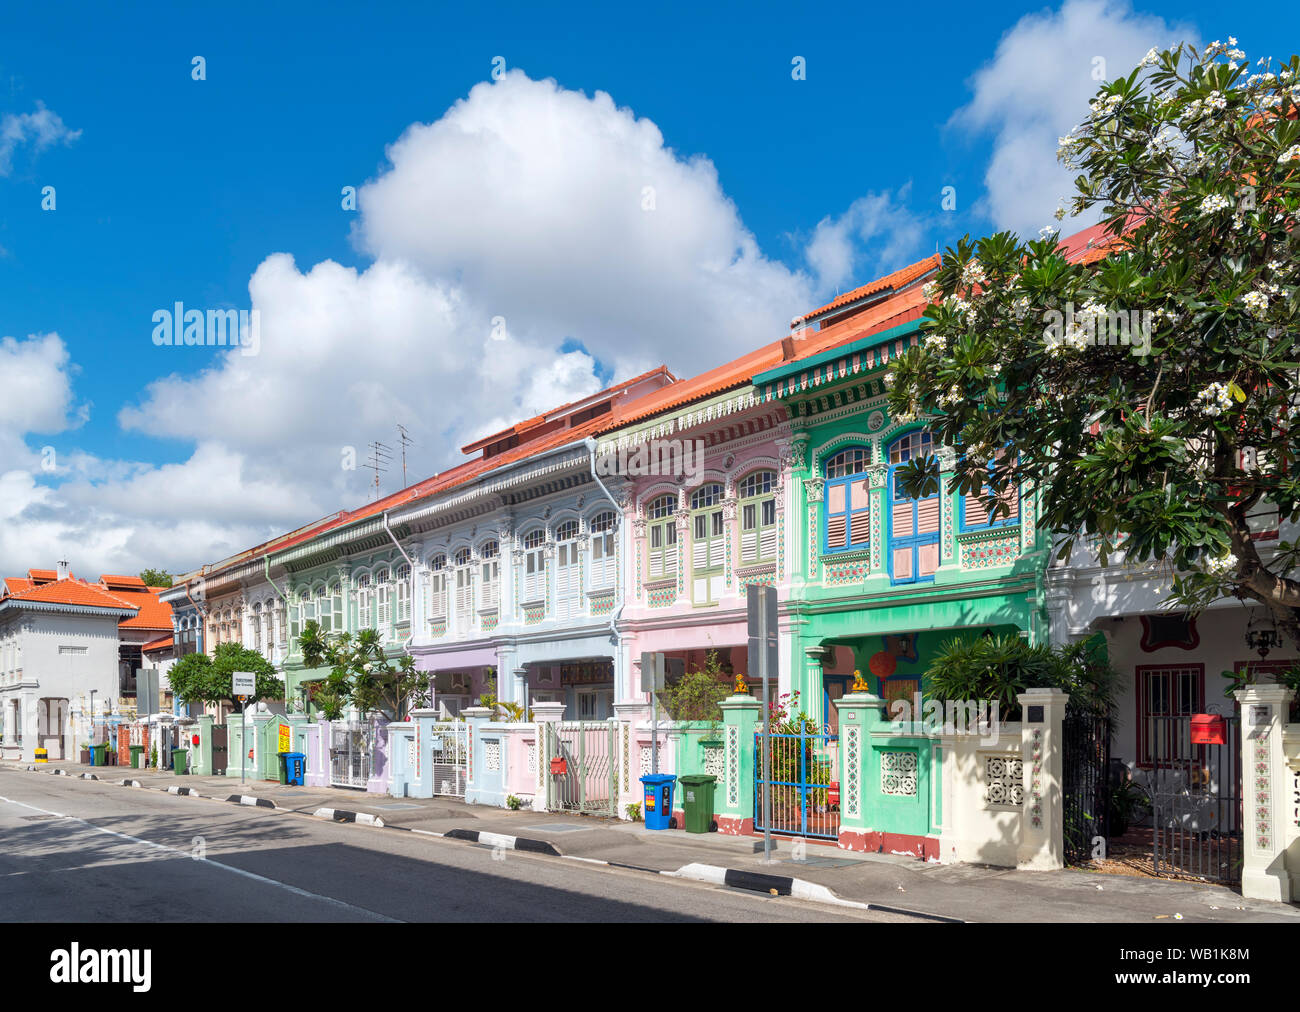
0, 767, 916, 922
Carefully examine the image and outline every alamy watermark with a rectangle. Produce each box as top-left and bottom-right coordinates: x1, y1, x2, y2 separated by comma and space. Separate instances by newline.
886, 692, 1002, 746
151, 303, 260, 356
1042, 301, 1152, 357
594, 439, 706, 487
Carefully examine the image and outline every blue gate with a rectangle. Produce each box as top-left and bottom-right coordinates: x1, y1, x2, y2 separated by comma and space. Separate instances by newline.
753, 730, 840, 840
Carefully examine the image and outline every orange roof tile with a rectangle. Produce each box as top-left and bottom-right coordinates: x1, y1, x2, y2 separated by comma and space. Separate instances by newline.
801, 256, 940, 322
143, 635, 174, 652
1, 578, 137, 612
112, 585, 175, 630
100, 574, 148, 589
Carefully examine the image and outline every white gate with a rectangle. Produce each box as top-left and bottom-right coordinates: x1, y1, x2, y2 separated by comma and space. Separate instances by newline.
330, 720, 374, 789
430, 721, 470, 797
547, 720, 618, 816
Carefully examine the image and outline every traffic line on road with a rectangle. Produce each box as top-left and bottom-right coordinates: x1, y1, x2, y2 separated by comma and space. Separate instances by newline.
0, 793, 400, 921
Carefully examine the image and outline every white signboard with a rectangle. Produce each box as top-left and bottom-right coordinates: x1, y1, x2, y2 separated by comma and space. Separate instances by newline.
232, 671, 256, 697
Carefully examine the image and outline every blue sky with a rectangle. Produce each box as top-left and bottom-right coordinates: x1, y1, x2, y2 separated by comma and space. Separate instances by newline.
0, 0, 1294, 575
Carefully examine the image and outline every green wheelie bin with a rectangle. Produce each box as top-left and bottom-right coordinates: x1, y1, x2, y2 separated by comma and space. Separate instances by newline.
679, 774, 718, 833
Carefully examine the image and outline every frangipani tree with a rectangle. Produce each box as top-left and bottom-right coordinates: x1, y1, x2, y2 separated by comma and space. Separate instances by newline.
299, 623, 431, 721
887, 39, 1300, 645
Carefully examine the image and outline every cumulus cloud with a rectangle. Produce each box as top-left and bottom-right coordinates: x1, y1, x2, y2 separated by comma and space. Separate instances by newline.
950, 0, 1197, 236
3, 71, 923, 578
0, 101, 81, 176
805, 187, 927, 294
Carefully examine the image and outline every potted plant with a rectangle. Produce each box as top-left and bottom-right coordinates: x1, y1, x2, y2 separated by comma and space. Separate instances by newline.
79, 743, 91, 765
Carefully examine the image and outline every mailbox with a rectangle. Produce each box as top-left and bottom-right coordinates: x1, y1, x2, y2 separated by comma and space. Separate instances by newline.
1190, 713, 1227, 745
550, 757, 567, 775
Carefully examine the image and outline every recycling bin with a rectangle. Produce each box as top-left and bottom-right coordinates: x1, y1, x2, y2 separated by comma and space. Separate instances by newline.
285, 752, 306, 786
172, 748, 188, 775
640, 773, 676, 830
679, 774, 717, 834
89, 744, 107, 767
129, 744, 145, 769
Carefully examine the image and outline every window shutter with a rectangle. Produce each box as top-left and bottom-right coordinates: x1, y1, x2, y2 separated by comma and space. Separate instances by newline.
760, 526, 777, 560
917, 497, 940, 534
827, 514, 847, 548
849, 506, 870, 546
965, 493, 990, 527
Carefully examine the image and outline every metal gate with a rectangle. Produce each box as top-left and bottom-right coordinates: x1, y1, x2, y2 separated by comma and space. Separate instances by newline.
1062, 711, 1111, 865
330, 720, 374, 789
547, 720, 617, 816
429, 721, 469, 797
753, 730, 840, 840
1146, 711, 1242, 883
211, 725, 229, 775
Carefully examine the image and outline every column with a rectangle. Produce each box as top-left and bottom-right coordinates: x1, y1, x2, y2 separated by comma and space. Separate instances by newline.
1015, 688, 1068, 871
531, 700, 566, 812
834, 690, 886, 850
1234, 684, 1296, 902
717, 692, 761, 835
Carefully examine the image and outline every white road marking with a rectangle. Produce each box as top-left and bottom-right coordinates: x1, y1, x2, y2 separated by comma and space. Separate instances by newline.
0, 794, 399, 922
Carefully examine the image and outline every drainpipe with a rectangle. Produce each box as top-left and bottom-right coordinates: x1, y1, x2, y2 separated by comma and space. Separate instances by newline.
584, 436, 625, 661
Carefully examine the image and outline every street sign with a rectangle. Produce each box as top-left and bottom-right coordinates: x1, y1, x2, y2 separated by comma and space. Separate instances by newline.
232, 671, 256, 697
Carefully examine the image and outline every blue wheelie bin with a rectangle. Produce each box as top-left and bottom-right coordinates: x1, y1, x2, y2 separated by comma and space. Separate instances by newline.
285, 752, 306, 786
640, 773, 676, 830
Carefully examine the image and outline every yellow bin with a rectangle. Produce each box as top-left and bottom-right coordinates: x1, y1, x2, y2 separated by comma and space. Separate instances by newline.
34, 748, 48, 763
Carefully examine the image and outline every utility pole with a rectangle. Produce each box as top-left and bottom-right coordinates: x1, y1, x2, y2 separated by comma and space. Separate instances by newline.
397, 424, 413, 487
365, 441, 392, 500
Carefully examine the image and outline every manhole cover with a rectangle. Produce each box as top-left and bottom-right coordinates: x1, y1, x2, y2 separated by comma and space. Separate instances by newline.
376, 803, 422, 811
520, 823, 592, 833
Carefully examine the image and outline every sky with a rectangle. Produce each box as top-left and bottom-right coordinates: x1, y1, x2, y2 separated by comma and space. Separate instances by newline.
0, 0, 1292, 578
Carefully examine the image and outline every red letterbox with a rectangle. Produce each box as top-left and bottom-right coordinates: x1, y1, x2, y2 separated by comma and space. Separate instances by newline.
550, 757, 567, 776
1190, 714, 1227, 745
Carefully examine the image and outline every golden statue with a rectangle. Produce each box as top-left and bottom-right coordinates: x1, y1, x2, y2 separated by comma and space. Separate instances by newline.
734, 672, 749, 695
852, 668, 871, 692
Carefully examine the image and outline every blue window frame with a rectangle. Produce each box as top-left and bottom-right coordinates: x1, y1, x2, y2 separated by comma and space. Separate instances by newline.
959, 450, 1020, 531
887, 431, 939, 584
822, 447, 871, 554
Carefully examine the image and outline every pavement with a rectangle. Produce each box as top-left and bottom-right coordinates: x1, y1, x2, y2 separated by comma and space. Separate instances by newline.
9, 758, 1300, 922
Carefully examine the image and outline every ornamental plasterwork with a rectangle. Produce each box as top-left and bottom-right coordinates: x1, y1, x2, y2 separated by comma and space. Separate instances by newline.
804, 477, 825, 503
865, 463, 889, 490
867, 410, 885, 432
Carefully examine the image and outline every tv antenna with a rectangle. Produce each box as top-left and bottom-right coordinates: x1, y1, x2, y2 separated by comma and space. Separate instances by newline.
365, 441, 392, 500
397, 424, 414, 487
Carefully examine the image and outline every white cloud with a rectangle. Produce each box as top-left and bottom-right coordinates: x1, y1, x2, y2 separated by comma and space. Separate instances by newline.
805, 187, 926, 294
951, 0, 1197, 236
3, 71, 921, 578
0, 101, 81, 176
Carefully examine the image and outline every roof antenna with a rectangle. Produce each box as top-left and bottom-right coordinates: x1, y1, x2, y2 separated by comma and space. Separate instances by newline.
397, 424, 414, 488
365, 441, 392, 501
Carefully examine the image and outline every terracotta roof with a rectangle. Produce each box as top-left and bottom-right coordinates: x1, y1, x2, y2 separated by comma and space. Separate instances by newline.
100, 574, 148, 589
26, 568, 57, 583
801, 256, 940, 322
143, 635, 174, 652
0, 578, 137, 612
112, 585, 175, 631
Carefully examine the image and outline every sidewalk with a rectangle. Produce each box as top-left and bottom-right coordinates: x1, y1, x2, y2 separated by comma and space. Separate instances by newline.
16, 759, 1300, 923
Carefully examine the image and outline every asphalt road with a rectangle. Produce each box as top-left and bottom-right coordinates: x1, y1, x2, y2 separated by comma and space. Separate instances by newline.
0, 768, 916, 922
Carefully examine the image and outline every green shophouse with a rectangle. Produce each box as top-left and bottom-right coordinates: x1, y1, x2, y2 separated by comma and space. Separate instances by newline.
753, 290, 1053, 733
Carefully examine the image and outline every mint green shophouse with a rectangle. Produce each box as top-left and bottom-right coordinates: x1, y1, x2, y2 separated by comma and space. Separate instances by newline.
744, 317, 1053, 857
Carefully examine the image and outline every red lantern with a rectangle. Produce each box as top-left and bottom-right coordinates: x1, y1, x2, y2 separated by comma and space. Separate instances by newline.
1190, 714, 1227, 745
868, 652, 896, 678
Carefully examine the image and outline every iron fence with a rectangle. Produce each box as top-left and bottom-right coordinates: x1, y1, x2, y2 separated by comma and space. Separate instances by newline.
429, 721, 469, 797
753, 730, 840, 840
1062, 711, 1111, 865
548, 720, 618, 816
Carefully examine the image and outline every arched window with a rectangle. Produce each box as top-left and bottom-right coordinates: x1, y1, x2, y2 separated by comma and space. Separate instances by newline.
888, 431, 939, 584
589, 511, 616, 588
453, 548, 473, 629
690, 482, 725, 605
824, 447, 871, 553
738, 470, 777, 563
555, 520, 581, 618
252, 602, 263, 652
315, 584, 332, 634
374, 567, 392, 631
393, 565, 410, 625
425, 556, 445, 627
522, 529, 546, 602
356, 572, 373, 629
480, 541, 500, 609
647, 494, 677, 580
